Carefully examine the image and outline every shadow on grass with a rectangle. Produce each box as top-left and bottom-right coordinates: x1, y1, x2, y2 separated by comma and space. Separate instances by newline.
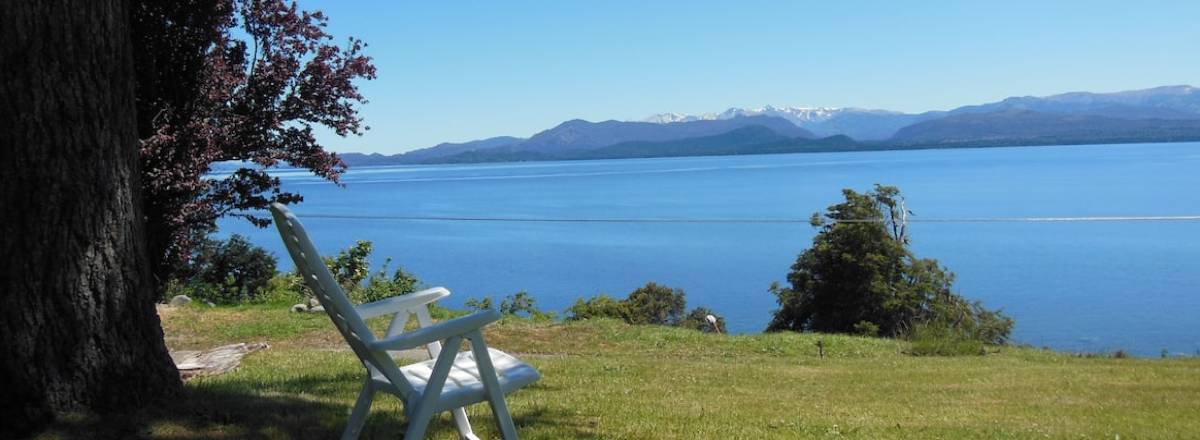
509, 405, 602, 439
38, 384, 388, 439
39, 376, 585, 439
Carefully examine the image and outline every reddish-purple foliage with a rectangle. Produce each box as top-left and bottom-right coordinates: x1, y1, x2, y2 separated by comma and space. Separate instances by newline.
133, 0, 375, 281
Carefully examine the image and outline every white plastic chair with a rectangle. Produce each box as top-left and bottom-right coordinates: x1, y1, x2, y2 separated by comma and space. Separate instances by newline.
269, 203, 540, 439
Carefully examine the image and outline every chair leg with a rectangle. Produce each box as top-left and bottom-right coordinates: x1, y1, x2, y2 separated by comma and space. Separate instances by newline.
468, 331, 519, 440
406, 335, 463, 439
403, 409, 435, 440
342, 379, 376, 440
451, 407, 479, 440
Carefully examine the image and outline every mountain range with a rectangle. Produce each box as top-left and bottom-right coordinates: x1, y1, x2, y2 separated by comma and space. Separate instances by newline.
340, 85, 1200, 165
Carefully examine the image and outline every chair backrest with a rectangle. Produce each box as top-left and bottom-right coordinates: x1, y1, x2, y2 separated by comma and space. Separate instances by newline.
269, 203, 414, 395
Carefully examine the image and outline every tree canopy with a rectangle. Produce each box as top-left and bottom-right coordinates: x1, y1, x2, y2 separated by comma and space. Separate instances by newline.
767, 185, 1012, 345
132, 0, 376, 283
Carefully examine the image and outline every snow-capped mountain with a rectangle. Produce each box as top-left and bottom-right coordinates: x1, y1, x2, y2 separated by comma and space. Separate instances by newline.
637, 86, 1200, 140
641, 106, 919, 140
640, 112, 718, 124
642, 106, 846, 125
716, 105, 846, 124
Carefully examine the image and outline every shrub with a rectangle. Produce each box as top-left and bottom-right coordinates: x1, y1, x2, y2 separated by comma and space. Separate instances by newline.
464, 297, 493, 311
162, 278, 195, 303
568, 283, 724, 333
295, 241, 424, 305
500, 291, 555, 320
567, 294, 628, 321
463, 291, 555, 321
853, 320, 881, 337
624, 282, 686, 325
905, 322, 985, 356
681, 307, 726, 333
353, 258, 420, 304
255, 272, 306, 305
169, 234, 278, 304
324, 240, 373, 291
500, 291, 535, 315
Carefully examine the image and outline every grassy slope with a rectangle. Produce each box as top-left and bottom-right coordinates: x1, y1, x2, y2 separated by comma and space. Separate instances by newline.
40, 304, 1200, 439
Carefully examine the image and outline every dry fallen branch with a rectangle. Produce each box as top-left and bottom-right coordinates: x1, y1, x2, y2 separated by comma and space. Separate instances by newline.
171, 342, 269, 380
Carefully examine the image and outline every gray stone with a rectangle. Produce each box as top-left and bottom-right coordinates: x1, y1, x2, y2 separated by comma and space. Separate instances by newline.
169, 295, 192, 307
205, 301, 216, 307
308, 305, 326, 313
308, 297, 321, 308
290, 303, 307, 313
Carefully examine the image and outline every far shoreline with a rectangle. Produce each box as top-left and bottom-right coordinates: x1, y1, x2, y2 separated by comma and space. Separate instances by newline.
334, 138, 1200, 171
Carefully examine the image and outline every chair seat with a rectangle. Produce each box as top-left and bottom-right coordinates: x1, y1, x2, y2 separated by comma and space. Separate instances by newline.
374, 348, 540, 412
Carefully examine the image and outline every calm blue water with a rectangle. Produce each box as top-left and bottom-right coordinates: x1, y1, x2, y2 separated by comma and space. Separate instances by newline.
218, 142, 1200, 356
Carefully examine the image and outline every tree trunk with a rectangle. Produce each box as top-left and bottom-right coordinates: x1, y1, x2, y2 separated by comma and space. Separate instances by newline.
0, 1, 181, 436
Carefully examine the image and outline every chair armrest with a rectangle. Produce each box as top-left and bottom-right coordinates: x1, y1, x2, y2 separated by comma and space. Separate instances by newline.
369, 309, 501, 352
355, 287, 450, 320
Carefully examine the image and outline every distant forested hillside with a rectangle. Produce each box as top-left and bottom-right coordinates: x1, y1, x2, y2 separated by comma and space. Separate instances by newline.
341, 85, 1200, 166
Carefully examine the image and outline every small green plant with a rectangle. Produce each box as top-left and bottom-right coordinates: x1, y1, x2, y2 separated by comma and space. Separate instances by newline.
499, 291, 555, 321
324, 240, 373, 291
853, 320, 881, 337
299, 241, 424, 305
162, 278, 195, 302
464, 296, 493, 311
353, 258, 420, 304
905, 322, 985, 356
254, 272, 306, 305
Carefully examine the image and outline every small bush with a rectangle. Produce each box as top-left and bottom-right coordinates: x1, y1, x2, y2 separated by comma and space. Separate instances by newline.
853, 321, 881, 337
427, 302, 468, 320
500, 291, 535, 315
168, 234, 278, 304
500, 291, 555, 321
905, 322, 985, 356
255, 272, 306, 305
568, 282, 724, 333
464, 292, 555, 321
681, 307, 726, 333
162, 278, 196, 302
302, 241, 424, 305
324, 240, 373, 291
464, 296, 493, 311
567, 294, 628, 321
623, 282, 686, 325
352, 258, 420, 304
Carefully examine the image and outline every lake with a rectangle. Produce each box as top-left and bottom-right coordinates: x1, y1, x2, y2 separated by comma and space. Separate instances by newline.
218, 142, 1200, 356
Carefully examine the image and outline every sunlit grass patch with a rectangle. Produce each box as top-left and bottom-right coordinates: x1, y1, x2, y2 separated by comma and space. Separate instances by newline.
41, 304, 1200, 439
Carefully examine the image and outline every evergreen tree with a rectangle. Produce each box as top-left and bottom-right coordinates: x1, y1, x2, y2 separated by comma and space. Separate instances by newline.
767, 185, 1012, 344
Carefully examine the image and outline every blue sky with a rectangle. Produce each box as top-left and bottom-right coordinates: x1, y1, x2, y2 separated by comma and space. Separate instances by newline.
306, 0, 1199, 154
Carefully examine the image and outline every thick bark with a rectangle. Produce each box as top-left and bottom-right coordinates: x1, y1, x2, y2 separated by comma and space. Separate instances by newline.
0, 1, 181, 436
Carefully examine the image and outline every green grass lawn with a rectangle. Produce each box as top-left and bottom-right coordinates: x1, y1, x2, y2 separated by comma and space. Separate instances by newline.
40, 303, 1200, 439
